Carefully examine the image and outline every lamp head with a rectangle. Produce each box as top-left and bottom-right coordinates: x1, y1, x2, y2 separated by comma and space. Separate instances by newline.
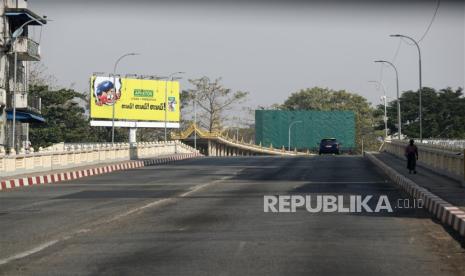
390, 34, 402, 37
12, 28, 24, 39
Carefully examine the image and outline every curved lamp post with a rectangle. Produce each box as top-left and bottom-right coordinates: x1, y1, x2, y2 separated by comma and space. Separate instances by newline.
288, 120, 302, 151
390, 34, 423, 141
375, 60, 401, 139
164, 72, 185, 142
368, 80, 388, 138
10, 18, 44, 151
111, 52, 139, 144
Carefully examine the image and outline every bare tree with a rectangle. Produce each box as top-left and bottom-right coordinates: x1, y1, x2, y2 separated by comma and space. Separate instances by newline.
185, 77, 248, 132
28, 62, 57, 88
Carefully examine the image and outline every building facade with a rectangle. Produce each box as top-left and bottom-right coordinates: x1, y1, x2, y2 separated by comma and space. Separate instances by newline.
0, 0, 45, 152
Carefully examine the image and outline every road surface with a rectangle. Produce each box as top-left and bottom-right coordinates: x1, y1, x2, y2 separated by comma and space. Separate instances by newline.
1, 156, 464, 275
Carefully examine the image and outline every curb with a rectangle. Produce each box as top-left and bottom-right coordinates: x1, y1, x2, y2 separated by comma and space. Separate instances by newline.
142, 153, 201, 166
365, 152, 465, 237
0, 153, 202, 192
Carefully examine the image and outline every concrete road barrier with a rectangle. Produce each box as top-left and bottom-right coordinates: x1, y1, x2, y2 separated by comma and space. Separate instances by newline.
0, 153, 202, 192
365, 152, 465, 237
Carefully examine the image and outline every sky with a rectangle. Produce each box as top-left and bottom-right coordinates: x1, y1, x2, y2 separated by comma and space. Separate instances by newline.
28, 0, 464, 112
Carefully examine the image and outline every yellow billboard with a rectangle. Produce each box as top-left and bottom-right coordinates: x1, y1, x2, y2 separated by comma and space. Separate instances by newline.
90, 76, 180, 122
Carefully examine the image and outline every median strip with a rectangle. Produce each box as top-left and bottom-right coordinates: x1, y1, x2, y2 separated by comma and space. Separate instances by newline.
365, 152, 465, 237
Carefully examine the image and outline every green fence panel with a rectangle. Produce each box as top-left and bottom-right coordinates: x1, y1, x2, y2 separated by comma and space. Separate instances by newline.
255, 110, 355, 150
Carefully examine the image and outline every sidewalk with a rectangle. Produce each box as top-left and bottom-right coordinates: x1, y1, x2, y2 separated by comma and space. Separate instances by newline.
0, 153, 201, 191
375, 152, 465, 212
0, 160, 135, 182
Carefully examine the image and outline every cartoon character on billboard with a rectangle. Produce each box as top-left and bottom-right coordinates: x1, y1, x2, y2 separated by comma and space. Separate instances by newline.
168, 96, 177, 112
93, 76, 122, 106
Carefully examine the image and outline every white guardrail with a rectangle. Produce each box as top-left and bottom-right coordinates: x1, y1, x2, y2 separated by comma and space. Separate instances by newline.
417, 139, 465, 151
383, 140, 464, 185
0, 141, 200, 178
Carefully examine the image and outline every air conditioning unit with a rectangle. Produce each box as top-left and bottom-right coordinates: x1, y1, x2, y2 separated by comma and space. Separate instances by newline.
14, 93, 27, 109
0, 89, 6, 107
5, 0, 28, 9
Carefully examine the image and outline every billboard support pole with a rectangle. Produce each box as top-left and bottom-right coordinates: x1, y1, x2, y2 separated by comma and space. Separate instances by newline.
129, 128, 137, 144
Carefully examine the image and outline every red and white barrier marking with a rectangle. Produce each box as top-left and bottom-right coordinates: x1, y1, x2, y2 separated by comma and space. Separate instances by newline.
366, 152, 465, 237
0, 153, 202, 192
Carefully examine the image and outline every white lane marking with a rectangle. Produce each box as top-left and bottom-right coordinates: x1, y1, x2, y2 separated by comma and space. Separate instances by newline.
0, 173, 238, 266
101, 175, 232, 225
0, 240, 60, 265
306, 181, 387, 184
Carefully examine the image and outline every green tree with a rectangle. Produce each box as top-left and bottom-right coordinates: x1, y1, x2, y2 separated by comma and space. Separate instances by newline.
28, 85, 89, 148
280, 87, 382, 153
380, 87, 465, 138
28, 85, 128, 148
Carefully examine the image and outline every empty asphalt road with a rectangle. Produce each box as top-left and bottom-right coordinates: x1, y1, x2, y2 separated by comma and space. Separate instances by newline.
1, 156, 465, 275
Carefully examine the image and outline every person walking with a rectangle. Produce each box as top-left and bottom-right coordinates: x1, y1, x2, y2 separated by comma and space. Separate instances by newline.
405, 139, 419, 174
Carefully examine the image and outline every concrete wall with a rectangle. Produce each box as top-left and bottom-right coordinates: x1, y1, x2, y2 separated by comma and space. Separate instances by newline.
0, 141, 199, 177
383, 140, 464, 184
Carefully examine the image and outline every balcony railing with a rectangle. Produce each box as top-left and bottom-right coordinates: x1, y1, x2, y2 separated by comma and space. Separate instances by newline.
13, 37, 41, 61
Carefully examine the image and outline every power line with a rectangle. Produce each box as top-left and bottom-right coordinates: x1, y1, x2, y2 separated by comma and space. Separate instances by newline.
378, 0, 440, 84
418, 0, 441, 43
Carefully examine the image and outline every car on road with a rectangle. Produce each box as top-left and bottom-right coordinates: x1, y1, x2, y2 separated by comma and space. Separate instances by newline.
319, 138, 340, 155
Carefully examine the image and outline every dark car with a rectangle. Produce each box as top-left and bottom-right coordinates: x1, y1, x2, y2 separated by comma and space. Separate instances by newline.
319, 138, 340, 155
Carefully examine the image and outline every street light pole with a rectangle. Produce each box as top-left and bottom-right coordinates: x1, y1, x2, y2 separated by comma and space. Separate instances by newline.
375, 60, 401, 139
11, 50, 18, 152
368, 80, 388, 138
288, 120, 302, 151
193, 93, 197, 150
9, 18, 44, 152
111, 52, 139, 145
390, 34, 422, 141
164, 72, 185, 143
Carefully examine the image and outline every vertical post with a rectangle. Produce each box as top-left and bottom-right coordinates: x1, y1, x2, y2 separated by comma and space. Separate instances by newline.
111, 73, 116, 144
361, 138, 364, 156
12, 51, 17, 152
129, 128, 137, 144
390, 35, 422, 141
193, 97, 197, 150
164, 78, 169, 143
288, 126, 291, 151
418, 53, 422, 142
384, 96, 388, 138
26, 123, 29, 150
111, 53, 139, 144
396, 71, 401, 140
288, 121, 302, 151
375, 61, 401, 139
463, 149, 465, 187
